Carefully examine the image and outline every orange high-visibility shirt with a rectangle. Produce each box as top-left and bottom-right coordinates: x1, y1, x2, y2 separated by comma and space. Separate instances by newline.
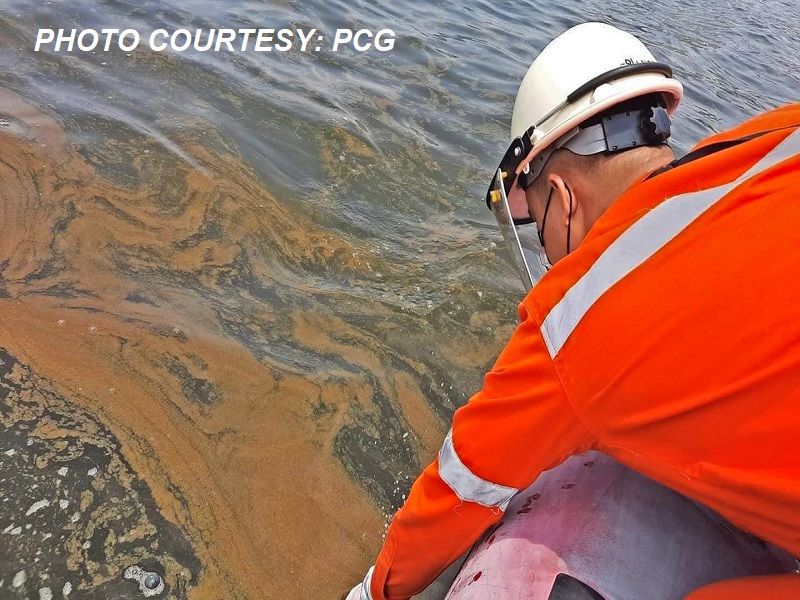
369, 103, 800, 600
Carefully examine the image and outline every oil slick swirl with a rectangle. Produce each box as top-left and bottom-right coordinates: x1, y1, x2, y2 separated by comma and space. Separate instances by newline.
0, 88, 515, 598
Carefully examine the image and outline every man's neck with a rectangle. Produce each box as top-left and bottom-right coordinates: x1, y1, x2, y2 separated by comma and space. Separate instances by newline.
592, 145, 675, 218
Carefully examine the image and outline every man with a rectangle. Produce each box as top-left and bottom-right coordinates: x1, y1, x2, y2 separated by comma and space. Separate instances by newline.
348, 22, 800, 600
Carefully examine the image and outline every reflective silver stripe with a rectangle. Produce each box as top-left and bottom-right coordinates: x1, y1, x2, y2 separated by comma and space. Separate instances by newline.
541, 128, 800, 358
438, 429, 519, 510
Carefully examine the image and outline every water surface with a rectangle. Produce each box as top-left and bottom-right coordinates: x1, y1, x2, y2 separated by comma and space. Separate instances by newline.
0, 0, 797, 598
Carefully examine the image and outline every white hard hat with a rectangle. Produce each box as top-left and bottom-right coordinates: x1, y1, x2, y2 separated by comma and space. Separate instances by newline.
487, 22, 683, 224
485, 22, 683, 292
512, 22, 682, 144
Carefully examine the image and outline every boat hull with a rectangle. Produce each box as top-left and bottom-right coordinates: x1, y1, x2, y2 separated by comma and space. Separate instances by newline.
444, 452, 796, 600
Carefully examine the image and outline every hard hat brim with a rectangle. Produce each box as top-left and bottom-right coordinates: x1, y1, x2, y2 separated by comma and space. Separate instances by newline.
525, 72, 683, 169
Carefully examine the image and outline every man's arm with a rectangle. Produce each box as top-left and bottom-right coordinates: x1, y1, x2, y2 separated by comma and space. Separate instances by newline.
361, 300, 596, 600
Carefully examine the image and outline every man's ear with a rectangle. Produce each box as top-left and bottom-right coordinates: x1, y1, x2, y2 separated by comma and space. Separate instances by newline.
546, 174, 574, 228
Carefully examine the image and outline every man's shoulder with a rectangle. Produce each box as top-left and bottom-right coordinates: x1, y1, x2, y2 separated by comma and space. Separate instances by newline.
691, 102, 800, 152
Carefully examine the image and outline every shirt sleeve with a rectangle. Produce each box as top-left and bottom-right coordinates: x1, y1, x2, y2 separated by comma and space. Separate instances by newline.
369, 299, 596, 600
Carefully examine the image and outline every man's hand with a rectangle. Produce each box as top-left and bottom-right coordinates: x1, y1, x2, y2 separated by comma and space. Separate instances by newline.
346, 567, 374, 600
345, 582, 365, 600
